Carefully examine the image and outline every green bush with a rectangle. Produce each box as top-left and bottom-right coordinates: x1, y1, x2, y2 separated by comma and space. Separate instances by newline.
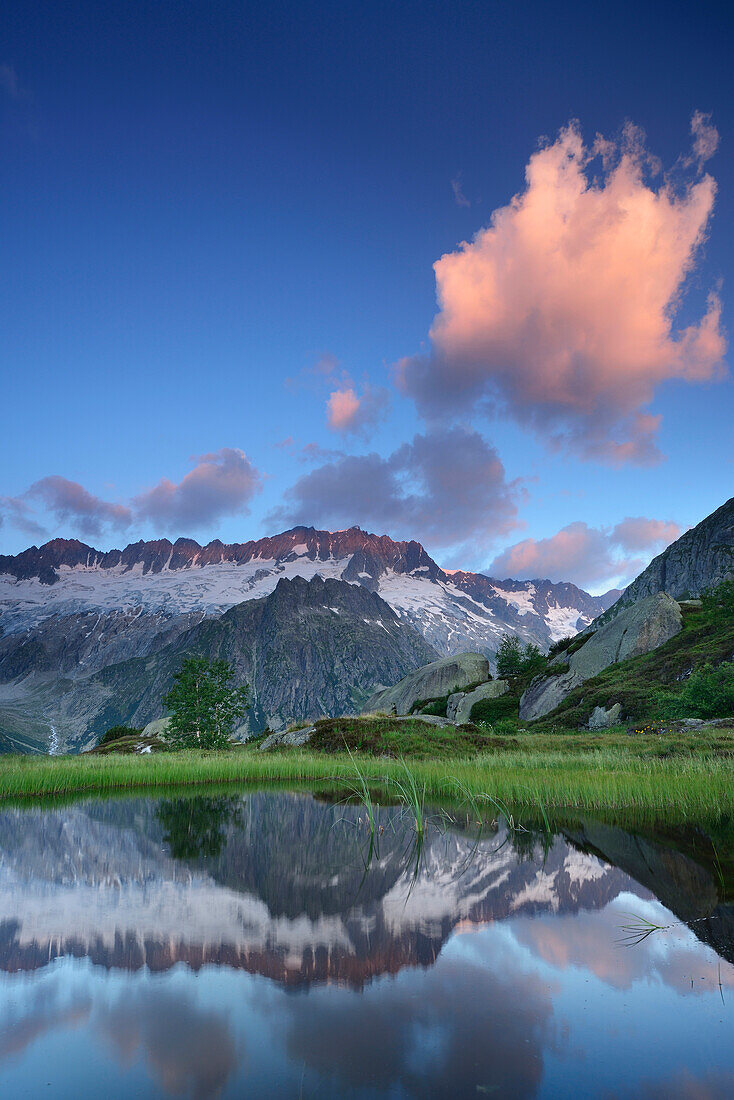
416, 696, 450, 717
97, 725, 142, 747
548, 636, 575, 658
701, 578, 734, 624
496, 637, 546, 680
657, 662, 734, 720
470, 692, 518, 724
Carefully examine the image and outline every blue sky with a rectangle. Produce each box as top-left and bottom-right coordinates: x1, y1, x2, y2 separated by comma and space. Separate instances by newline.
1, 1, 732, 591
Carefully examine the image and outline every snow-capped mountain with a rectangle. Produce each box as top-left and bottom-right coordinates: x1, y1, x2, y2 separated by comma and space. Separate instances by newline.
0, 526, 618, 660
0, 527, 619, 751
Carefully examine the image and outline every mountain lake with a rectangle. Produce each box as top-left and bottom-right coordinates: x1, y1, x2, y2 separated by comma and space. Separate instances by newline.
0, 789, 732, 1097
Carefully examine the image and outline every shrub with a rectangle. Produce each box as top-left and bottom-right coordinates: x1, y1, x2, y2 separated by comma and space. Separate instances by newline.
470, 692, 518, 724
701, 578, 734, 624
682, 660, 734, 721
97, 725, 142, 747
548, 636, 575, 658
496, 637, 546, 680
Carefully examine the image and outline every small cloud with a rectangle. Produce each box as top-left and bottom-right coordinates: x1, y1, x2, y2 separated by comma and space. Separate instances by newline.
133, 447, 263, 531
326, 382, 389, 437
690, 110, 719, 168
451, 173, 471, 208
0, 496, 48, 540
25, 476, 132, 537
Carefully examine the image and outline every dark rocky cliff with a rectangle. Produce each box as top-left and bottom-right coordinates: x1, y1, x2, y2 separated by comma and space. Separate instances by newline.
620, 496, 734, 604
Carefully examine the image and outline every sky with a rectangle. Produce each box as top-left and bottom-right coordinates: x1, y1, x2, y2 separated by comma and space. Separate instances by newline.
1, 0, 732, 593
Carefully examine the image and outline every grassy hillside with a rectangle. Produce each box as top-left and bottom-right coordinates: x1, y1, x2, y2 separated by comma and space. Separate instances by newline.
534, 597, 734, 729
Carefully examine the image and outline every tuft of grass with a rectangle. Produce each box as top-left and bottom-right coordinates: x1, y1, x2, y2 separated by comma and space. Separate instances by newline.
390, 758, 427, 836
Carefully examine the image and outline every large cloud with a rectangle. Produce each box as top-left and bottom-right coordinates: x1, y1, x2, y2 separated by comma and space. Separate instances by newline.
134, 448, 263, 530
268, 427, 520, 552
397, 117, 726, 464
488, 515, 680, 588
26, 476, 132, 536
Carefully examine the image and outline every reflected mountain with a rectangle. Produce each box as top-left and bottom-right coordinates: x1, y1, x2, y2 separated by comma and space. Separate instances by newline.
0, 792, 731, 987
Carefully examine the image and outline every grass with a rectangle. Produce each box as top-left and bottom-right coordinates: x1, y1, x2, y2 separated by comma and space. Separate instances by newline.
1, 734, 734, 822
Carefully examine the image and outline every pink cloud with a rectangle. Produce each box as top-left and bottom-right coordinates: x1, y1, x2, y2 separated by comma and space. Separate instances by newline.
489, 514, 680, 588
326, 381, 389, 436
690, 110, 719, 167
611, 516, 681, 552
397, 116, 727, 464
327, 387, 362, 431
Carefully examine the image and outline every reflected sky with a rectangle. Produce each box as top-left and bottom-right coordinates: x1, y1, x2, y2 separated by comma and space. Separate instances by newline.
0, 792, 732, 1098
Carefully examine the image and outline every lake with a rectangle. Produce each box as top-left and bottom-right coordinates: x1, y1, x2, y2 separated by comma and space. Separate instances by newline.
0, 789, 732, 1097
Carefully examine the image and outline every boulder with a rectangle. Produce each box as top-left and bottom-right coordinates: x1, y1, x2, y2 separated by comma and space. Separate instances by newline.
259, 725, 316, 750
588, 703, 623, 730
142, 717, 170, 739
520, 593, 683, 721
362, 652, 490, 716
520, 669, 583, 722
447, 680, 510, 725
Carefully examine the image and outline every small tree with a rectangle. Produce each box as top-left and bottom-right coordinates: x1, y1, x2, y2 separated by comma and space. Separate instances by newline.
496, 636, 547, 679
496, 635, 524, 677
163, 656, 249, 750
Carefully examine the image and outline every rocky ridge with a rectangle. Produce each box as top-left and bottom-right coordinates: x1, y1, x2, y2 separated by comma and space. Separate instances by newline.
617, 496, 734, 606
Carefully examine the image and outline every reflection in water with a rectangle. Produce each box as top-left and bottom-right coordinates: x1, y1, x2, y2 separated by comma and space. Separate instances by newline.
0, 791, 731, 1097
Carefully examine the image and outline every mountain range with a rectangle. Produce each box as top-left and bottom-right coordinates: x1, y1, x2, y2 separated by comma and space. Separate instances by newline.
0, 526, 619, 751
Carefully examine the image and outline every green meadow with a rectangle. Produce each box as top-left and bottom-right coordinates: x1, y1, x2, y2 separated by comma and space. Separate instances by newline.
1, 728, 733, 823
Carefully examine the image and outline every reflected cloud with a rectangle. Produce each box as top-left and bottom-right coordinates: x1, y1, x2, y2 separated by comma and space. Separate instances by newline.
96, 986, 237, 1099
513, 898, 734, 996
283, 952, 557, 1098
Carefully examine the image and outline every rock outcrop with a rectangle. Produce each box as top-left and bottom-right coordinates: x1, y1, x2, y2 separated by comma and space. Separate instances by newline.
587, 703, 623, 730
520, 593, 683, 721
447, 680, 509, 725
363, 653, 490, 716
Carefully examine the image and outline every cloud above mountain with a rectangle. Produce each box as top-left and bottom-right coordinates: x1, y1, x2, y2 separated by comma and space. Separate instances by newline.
133, 448, 263, 529
0, 449, 264, 541
396, 116, 726, 464
488, 515, 681, 588
25, 476, 132, 537
269, 426, 521, 553
326, 382, 389, 436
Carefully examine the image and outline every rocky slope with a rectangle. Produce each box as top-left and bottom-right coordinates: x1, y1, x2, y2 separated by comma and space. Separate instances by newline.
34, 576, 439, 749
619, 496, 734, 606
520, 592, 684, 721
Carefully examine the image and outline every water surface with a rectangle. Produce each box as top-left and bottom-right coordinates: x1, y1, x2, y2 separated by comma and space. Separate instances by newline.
0, 790, 732, 1097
